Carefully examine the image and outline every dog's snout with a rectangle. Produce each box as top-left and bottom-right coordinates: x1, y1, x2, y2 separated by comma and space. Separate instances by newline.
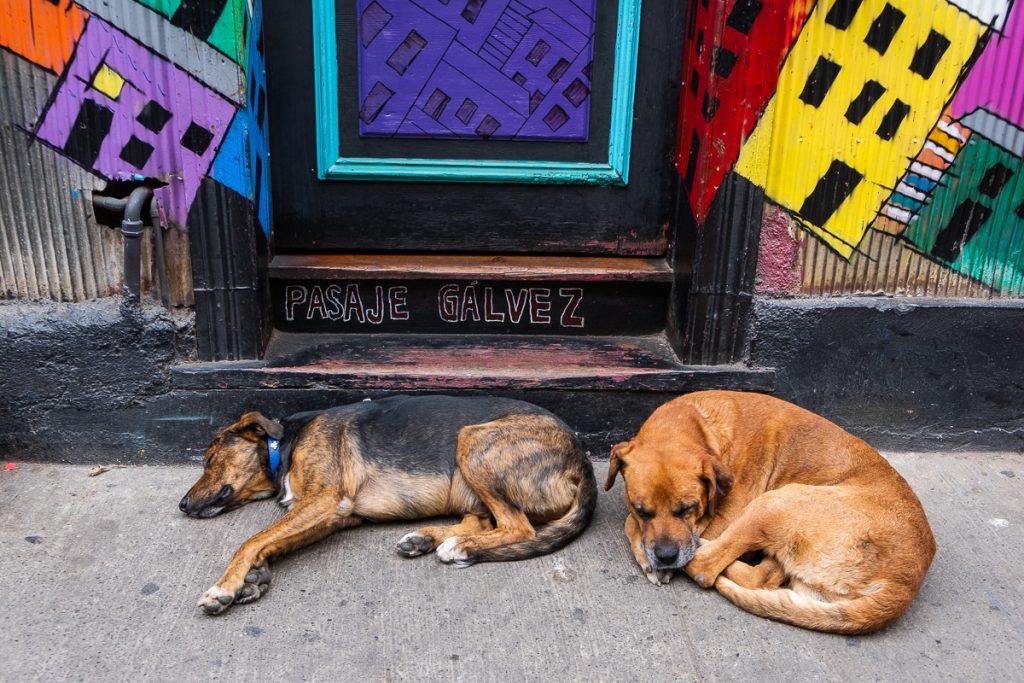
179, 495, 190, 513
653, 543, 679, 564
215, 485, 233, 503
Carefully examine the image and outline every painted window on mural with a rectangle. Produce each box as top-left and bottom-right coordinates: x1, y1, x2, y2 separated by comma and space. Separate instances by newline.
355, 0, 596, 142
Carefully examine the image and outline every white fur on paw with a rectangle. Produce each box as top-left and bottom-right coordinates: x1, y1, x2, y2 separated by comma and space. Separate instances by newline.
642, 565, 673, 586
436, 537, 471, 567
198, 585, 233, 615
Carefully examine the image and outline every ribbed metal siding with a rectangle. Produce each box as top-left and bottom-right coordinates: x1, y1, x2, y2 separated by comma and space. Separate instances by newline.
0, 51, 121, 301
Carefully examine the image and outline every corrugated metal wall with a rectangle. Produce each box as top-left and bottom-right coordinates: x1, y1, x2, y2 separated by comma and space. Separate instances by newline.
0, 0, 263, 306
0, 50, 121, 301
680, 0, 1024, 299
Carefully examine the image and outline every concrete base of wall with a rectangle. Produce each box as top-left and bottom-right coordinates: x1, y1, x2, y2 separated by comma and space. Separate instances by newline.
750, 297, 1024, 452
2, 297, 1022, 463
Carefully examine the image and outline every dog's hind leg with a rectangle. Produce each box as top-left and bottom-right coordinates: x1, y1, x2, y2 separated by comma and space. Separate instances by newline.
721, 556, 786, 590
198, 493, 361, 615
396, 514, 493, 557
435, 498, 536, 567
685, 485, 814, 589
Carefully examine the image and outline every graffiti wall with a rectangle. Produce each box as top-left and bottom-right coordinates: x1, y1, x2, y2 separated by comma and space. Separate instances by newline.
680, 0, 1024, 298
0, 0, 270, 302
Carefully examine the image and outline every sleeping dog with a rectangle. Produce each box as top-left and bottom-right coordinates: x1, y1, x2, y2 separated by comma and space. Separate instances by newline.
180, 395, 597, 615
606, 390, 935, 634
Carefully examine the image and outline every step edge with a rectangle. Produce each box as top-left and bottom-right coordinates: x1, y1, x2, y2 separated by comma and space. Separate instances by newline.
269, 254, 676, 283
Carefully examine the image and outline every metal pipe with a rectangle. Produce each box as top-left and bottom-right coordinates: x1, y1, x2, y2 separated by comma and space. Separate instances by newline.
150, 197, 170, 308
120, 186, 152, 305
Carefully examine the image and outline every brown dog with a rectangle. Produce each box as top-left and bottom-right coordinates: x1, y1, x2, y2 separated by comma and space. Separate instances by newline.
181, 395, 596, 615
605, 390, 935, 634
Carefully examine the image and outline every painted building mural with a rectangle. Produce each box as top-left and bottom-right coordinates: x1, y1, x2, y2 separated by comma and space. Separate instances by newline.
680, 0, 1024, 298
0, 0, 269, 302
355, 0, 596, 141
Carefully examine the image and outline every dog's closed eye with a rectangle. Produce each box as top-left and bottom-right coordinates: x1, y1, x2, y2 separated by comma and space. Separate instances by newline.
634, 505, 653, 520
673, 503, 697, 517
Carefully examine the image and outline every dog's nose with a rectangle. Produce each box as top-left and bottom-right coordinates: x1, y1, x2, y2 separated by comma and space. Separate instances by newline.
179, 495, 190, 513
653, 543, 679, 564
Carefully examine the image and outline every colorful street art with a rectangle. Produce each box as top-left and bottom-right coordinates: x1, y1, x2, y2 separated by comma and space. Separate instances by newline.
356, 0, 595, 141
681, 0, 1024, 298
0, 0, 269, 234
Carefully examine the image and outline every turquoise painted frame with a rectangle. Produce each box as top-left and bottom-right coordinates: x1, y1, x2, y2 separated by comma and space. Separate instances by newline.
312, 0, 641, 185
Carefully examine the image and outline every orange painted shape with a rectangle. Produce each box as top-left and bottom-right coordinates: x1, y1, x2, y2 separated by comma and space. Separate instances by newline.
0, 0, 89, 74
917, 149, 950, 170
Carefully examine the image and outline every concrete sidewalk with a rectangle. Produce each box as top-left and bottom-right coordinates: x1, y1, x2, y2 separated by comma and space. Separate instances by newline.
1, 453, 1021, 682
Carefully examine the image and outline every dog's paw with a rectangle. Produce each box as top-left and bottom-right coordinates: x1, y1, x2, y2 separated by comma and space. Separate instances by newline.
684, 555, 717, 589
396, 531, 436, 558
198, 585, 235, 615
435, 537, 474, 568
236, 565, 272, 604
645, 568, 674, 586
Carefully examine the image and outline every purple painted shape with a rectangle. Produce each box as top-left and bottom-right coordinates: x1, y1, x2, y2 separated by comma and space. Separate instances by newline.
515, 35, 591, 140
409, 58, 526, 138
34, 18, 235, 228
951, 2, 1024, 128
357, 0, 596, 141
357, 0, 456, 136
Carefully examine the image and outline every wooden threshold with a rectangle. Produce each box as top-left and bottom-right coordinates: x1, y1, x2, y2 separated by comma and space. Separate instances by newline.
270, 254, 674, 282
172, 332, 774, 393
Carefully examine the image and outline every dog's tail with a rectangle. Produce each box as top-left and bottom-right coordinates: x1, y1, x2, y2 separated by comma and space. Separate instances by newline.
713, 576, 911, 635
471, 459, 598, 563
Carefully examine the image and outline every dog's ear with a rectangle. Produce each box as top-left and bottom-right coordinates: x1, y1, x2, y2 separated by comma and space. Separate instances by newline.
690, 395, 737, 459
701, 456, 734, 518
232, 412, 284, 441
605, 441, 633, 491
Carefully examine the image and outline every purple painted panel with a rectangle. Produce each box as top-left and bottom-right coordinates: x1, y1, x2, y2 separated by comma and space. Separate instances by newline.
34, 18, 236, 227
356, 0, 596, 141
950, 2, 1024, 128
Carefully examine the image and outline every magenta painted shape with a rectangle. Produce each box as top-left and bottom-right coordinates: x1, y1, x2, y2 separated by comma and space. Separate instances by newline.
34, 18, 236, 227
951, 3, 1024, 128
356, 0, 596, 141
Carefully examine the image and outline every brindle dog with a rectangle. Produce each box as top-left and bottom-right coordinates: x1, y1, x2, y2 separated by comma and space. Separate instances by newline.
181, 395, 597, 615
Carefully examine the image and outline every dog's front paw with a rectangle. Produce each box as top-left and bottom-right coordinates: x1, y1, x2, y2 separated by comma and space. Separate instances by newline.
396, 531, 436, 558
435, 537, 475, 568
236, 564, 272, 604
684, 551, 717, 589
198, 585, 235, 615
644, 568, 674, 586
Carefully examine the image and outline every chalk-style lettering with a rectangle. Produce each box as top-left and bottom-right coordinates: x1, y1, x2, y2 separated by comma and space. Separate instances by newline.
483, 287, 505, 322
439, 284, 460, 322
284, 285, 307, 321
506, 288, 529, 323
389, 286, 410, 320
461, 285, 481, 322
343, 284, 366, 323
529, 288, 552, 324
365, 285, 385, 324
325, 284, 344, 320
559, 288, 585, 328
306, 286, 330, 320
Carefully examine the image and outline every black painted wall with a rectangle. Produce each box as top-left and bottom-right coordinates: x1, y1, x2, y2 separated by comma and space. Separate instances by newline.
2, 297, 1022, 464
750, 298, 1024, 451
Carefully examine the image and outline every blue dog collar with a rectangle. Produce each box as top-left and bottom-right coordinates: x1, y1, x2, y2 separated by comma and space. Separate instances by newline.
267, 437, 281, 478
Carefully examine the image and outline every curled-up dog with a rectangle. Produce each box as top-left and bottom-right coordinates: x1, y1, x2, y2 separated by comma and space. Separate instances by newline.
605, 390, 935, 635
180, 395, 597, 615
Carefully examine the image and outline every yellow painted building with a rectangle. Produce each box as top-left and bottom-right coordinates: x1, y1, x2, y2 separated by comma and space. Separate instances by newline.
735, 0, 995, 257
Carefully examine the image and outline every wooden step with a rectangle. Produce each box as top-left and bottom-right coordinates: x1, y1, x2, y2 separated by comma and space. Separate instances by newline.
172, 332, 773, 393
268, 254, 676, 336
269, 254, 674, 282
171, 332, 773, 453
